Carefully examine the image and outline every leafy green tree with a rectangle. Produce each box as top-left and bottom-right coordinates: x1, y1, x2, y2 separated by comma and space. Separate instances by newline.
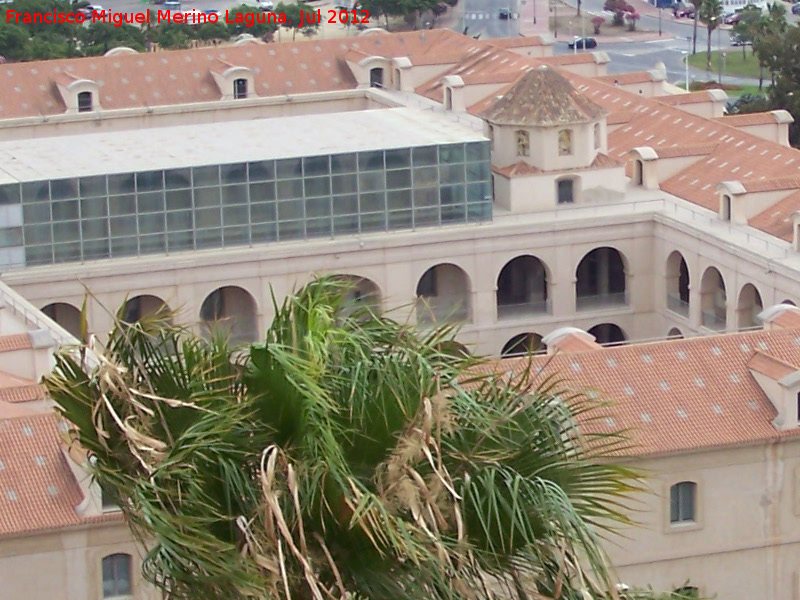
197, 21, 230, 41
45, 278, 686, 600
731, 5, 761, 58
275, 2, 317, 40
147, 21, 195, 49
226, 4, 279, 38
81, 22, 146, 55
698, 0, 722, 70
690, 0, 703, 54
0, 23, 31, 61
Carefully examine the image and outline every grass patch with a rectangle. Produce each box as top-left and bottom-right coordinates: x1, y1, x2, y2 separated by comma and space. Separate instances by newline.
686, 49, 761, 78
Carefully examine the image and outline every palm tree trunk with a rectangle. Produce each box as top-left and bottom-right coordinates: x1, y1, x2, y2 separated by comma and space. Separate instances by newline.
706, 27, 712, 70
692, 12, 699, 53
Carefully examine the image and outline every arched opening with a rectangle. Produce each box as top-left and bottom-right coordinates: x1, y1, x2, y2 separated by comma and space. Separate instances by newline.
557, 178, 574, 204
445, 87, 453, 109
331, 275, 381, 317
594, 123, 601, 149
575, 247, 627, 310
102, 553, 132, 598
634, 159, 643, 185
200, 286, 258, 345
667, 327, 683, 339
416, 263, 471, 325
666, 251, 690, 317
77, 91, 93, 112
122, 294, 171, 324
737, 283, 763, 330
394, 68, 401, 89
369, 67, 384, 88
700, 267, 727, 330
501, 332, 545, 357
783, 299, 796, 306
496, 255, 549, 319
233, 78, 248, 99
41, 302, 81, 338
587, 323, 626, 345
516, 130, 530, 157
721, 195, 731, 221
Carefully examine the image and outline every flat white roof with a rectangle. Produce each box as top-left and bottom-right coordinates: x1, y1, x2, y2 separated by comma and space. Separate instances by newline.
0, 107, 486, 184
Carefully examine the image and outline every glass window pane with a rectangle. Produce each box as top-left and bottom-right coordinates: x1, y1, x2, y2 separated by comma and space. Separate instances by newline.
440, 185, 465, 205
51, 179, 78, 200
332, 174, 357, 196
53, 221, 80, 242
52, 200, 79, 221
24, 224, 51, 245
467, 182, 490, 203
441, 204, 465, 223
385, 148, 410, 169
223, 225, 250, 245
359, 172, 385, 192
333, 195, 358, 216
670, 486, 679, 522
333, 214, 359, 235
360, 212, 385, 232
413, 166, 438, 187
193, 165, 219, 187
166, 189, 193, 211
467, 201, 491, 222
414, 188, 438, 208
250, 182, 276, 202
194, 187, 221, 208
439, 144, 465, 164
278, 199, 303, 221
387, 190, 412, 211
305, 177, 330, 198
276, 158, 302, 179
0, 184, 20, 205
79, 177, 106, 198
139, 233, 166, 253
167, 230, 195, 251
330, 153, 356, 174
137, 192, 165, 214
251, 222, 277, 242
83, 239, 110, 259
358, 151, 384, 171
136, 171, 163, 193
467, 161, 490, 182
360, 192, 385, 213
23, 203, 51, 223
223, 205, 249, 226
441, 164, 465, 184
221, 163, 248, 185
21, 182, 47, 203
0, 227, 22, 247
251, 202, 276, 223
110, 216, 137, 237
109, 195, 136, 216
196, 228, 222, 248
138, 213, 165, 235
386, 169, 411, 189
108, 174, 135, 195
466, 141, 490, 162
81, 218, 108, 240
277, 180, 303, 200
110, 237, 138, 256
305, 197, 331, 219
195, 207, 221, 229
278, 220, 304, 240
306, 217, 331, 237
414, 207, 440, 227
26, 245, 53, 264
222, 185, 248, 205
248, 161, 275, 182
167, 210, 193, 231
165, 168, 192, 190
303, 155, 330, 177
388, 210, 413, 229
53, 241, 81, 262
412, 146, 437, 166
81, 197, 107, 219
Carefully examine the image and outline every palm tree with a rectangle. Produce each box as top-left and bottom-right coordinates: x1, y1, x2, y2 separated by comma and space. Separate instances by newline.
690, 0, 703, 54
45, 278, 660, 600
699, 0, 722, 71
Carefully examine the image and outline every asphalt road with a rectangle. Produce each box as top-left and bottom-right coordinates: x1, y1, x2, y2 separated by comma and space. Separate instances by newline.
456, 0, 521, 39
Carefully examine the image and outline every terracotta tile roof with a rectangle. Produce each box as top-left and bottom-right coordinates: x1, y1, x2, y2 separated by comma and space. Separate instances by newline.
715, 112, 781, 127
0, 400, 40, 420
0, 413, 87, 536
606, 110, 636, 125
597, 71, 657, 85
0, 334, 32, 353
773, 308, 800, 329
748, 190, 800, 242
486, 36, 546, 48
492, 161, 542, 177
652, 144, 718, 158
0, 369, 46, 405
591, 152, 623, 168
747, 350, 797, 380
741, 176, 800, 193
545, 53, 602, 66
481, 66, 606, 126
482, 327, 800, 457
492, 152, 620, 178
655, 91, 721, 106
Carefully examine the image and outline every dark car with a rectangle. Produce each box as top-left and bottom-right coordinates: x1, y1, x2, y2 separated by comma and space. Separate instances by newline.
793, 3, 800, 14
673, 6, 694, 17
568, 37, 597, 49
724, 12, 740, 24
498, 7, 511, 18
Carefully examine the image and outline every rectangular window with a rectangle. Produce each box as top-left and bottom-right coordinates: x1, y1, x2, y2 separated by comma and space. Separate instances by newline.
670, 481, 696, 523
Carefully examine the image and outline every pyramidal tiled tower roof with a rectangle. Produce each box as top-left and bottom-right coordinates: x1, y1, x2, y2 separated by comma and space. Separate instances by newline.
480, 65, 607, 127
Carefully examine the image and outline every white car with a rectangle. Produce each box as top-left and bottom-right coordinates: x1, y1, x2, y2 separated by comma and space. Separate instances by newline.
78, 4, 104, 16
256, 0, 274, 10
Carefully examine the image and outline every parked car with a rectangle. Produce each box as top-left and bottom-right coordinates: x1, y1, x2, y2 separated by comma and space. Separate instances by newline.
673, 5, 694, 17
730, 32, 751, 46
498, 7, 511, 18
201, 7, 219, 14
568, 37, 598, 49
724, 12, 740, 24
78, 4, 103, 15
793, 3, 800, 14
256, 0, 274, 10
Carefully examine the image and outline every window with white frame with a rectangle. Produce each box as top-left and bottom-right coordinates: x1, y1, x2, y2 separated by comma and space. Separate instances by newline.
102, 553, 132, 598
670, 481, 697, 524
